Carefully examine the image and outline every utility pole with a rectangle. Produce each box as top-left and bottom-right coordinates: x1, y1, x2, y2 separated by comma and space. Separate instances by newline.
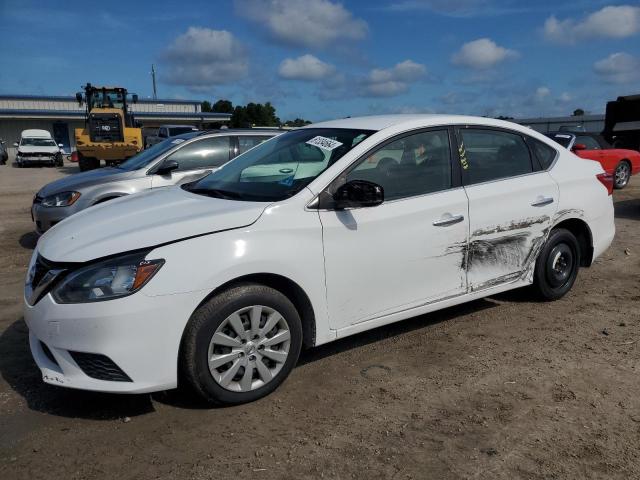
151, 64, 158, 100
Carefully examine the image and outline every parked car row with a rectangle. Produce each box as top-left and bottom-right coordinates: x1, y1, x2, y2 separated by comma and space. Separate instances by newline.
31, 129, 279, 233
14, 129, 64, 167
545, 131, 640, 189
144, 124, 199, 148
24, 115, 615, 405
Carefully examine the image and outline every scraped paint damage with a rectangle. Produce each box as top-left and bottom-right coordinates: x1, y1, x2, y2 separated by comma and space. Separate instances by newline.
440, 212, 589, 292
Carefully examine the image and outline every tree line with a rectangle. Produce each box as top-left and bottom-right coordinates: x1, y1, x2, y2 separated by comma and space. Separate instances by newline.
201, 99, 312, 128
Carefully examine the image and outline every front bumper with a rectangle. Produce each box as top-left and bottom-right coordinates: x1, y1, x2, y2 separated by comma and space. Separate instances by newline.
24, 289, 206, 394
18, 156, 57, 165
31, 203, 76, 234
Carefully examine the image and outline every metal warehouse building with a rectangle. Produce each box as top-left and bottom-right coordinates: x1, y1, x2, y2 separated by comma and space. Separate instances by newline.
515, 114, 605, 134
0, 95, 231, 158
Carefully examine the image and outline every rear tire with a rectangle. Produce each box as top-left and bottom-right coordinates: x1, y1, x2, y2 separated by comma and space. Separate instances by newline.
181, 283, 302, 405
532, 228, 580, 301
613, 161, 631, 189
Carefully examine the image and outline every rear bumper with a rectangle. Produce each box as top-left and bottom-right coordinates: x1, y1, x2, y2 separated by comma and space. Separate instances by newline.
591, 197, 615, 263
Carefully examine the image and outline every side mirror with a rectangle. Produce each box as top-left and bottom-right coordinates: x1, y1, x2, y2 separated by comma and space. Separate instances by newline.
572, 143, 587, 151
13, 142, 19, 148
75, 92, 83, 106
58, 143, 64, 148
156, 159, 179, 175
333, 180, 384, 209
132, 94, 138, 104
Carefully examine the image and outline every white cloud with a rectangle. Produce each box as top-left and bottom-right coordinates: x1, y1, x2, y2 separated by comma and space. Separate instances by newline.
161, 27, 248, 89
452, 38, 518, 69
593, 52, 640, 84
558, 92, 573, 102
278, 55, 336, 81
543, 5, 640, 44
386, 0, 487, 15
365, 60, 427, 97
234, 0, 367, 48
317, 60, 427, 99
535, 86, 551, 101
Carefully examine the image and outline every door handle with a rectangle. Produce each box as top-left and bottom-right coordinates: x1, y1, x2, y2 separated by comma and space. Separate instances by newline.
433, 213, 464, 227
531, 196, 554, 207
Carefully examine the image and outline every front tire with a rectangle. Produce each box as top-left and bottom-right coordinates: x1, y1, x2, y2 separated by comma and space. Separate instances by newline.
614, 161, 631, 189
532, 228, 580, 301
181, 284, 303, 405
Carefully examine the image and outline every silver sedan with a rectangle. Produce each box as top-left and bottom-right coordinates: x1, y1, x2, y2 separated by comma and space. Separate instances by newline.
32, 129, 281, 233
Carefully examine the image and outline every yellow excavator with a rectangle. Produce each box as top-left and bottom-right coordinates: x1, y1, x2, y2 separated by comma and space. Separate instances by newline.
74, 83, 143, 171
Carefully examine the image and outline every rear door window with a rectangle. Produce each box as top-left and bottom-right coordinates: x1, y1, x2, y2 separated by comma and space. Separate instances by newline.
238, 136, 273, 154
166, 136, 231, 170
458, 128, 533, 185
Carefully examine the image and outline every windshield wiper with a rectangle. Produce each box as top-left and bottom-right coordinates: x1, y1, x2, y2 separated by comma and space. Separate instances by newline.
186, 187, 244, 200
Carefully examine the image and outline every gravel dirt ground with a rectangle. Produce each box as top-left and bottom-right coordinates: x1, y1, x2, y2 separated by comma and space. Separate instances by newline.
0, 160, 639, 480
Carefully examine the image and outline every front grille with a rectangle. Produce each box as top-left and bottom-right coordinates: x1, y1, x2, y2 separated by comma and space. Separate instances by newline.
23, 153, 54, 158
31, 255, 52, 288
69, 351, 132, 382
88, 113, 123, 142
25, 255, 74, 306
40, 341, 59, 367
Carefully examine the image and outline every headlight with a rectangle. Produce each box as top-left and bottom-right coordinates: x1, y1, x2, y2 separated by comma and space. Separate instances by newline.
52, 251, 164, 304
41, 191, 81, 207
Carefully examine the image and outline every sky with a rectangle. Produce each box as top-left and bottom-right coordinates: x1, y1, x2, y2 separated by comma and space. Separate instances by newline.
0, 0, 638, 121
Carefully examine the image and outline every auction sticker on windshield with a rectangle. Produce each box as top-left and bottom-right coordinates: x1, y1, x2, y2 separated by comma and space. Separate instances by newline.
306, 136, 343, 151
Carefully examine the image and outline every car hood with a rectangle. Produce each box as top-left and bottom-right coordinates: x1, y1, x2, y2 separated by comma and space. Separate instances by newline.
37, 167, 136, 197
37, 187, 270, 262
19, 146, 59, 154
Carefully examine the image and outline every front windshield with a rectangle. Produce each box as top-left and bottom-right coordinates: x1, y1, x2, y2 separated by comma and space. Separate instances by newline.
22, 138, 56, 147
117, 137, 190, 171
184, 128, 374, 202
89, 90, 124, 109
545, 133, 573, 148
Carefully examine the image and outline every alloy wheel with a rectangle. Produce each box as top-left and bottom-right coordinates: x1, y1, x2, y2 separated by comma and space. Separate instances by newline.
615, 163, 630, 188
207, 305, 291, 392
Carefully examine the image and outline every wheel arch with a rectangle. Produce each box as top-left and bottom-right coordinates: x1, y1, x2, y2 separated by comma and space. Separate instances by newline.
92, 193, 127, 205
552, 217, 593, 267
189, 273, 317, 349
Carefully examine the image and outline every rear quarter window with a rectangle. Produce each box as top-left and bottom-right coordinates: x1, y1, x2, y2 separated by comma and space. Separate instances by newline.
529, 138, 557, 170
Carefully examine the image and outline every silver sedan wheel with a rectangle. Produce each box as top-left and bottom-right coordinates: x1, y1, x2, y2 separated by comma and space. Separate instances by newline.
207, 305, 291, 392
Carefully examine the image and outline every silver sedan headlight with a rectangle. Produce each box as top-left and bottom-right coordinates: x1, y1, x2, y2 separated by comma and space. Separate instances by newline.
41, 191, 81, 207
52, 251, 164, 304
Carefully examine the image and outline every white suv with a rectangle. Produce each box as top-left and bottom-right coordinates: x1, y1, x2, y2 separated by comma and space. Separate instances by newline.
24, 115, 615, 405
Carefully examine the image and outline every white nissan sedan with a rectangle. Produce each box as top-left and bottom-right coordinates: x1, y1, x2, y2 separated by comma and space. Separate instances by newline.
24, 115, 615, 405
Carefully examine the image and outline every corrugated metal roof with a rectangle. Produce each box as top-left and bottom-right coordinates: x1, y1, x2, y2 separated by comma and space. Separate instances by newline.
0, 94, 202, 105
516, 114, 604, 123
0, 109, 231, 120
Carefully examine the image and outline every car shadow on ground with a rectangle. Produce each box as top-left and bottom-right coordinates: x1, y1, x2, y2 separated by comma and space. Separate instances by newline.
19, 231, 38, 250
57, 165, 79, 175
0, 298, 499, 416
0, 319, 155, 420
614, 198, 640, 220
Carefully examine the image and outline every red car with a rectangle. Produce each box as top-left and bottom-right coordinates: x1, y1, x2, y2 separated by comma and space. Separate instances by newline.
546, 132, 640, 189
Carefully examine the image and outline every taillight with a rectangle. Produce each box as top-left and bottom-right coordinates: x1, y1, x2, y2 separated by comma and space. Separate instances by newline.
596, 173, 614, 195
70, 151, 79, 162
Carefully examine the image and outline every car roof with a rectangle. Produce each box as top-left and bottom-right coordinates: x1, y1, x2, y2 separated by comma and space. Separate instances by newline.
21, 129, 52, 138
305, 114, 525, 132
